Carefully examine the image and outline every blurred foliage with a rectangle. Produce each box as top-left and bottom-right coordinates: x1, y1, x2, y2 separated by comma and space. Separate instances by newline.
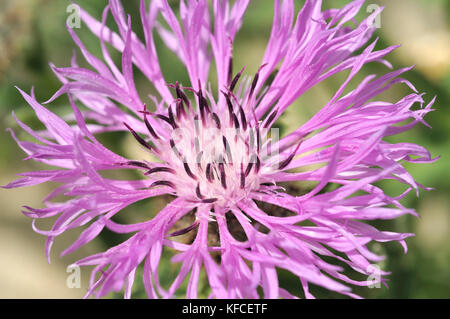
0, 0, 448, 299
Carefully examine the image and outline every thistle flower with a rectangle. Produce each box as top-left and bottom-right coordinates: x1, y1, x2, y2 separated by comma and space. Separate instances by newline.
3, 0, 437, 299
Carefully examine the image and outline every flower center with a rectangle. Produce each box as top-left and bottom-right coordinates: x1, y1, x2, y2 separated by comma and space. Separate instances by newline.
158, 108, 262, 207
122, 80, 274, 208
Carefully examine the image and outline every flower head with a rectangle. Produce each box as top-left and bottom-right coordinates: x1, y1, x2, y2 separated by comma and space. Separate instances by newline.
3, 0, 436, 298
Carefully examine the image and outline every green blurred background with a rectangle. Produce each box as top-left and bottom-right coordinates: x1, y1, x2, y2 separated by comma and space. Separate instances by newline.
0, 0, 448, 298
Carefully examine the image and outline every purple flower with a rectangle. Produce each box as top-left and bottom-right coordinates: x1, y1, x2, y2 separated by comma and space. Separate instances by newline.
3, 0, 437, 298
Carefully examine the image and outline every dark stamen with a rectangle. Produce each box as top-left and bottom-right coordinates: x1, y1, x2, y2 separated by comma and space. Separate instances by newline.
239, 106, 248, 131
150, 180, 176, 189
211, 112, 221, 129
257, 126, 261, 152
224, 91, 234, 113
222, 90, 234, 125
145, 167, 175, 175
199, 102, 206, 126
170, 139, 182, 158
260, 182, 274, 186
168, 106, 178, 128
167, 221, 199, 237
218, 161, 227, 189
249, 75, 259, 98
120, 161, 149, 169
206, 163, 213, 182
195, 183, 204, 199
249, 63, 267, 99
143, 104, 160, 140
264, 110, 277, 129
245, 161, 253, 177
232, 113, 240, 129
202, 198, 218, 203
255, 155, 261, 173
228, 56, 233, 86
230, 66, 245, 92
183, 159, 197, 180
156, 114, 177, 129
175, 98, 185, 118
175, 81, 190, 109
197, 84, 211, 123
203, 97, 211, 114
123, 122, 155, 152
278, 139, 303, 170
222, 136, 233, 164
